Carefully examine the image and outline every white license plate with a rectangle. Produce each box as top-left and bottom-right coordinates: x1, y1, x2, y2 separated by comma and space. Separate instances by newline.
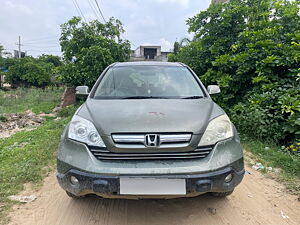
120, 178, 186, 195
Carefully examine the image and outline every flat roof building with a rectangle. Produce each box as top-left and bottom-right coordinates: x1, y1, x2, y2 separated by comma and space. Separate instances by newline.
130, 45, 172, 62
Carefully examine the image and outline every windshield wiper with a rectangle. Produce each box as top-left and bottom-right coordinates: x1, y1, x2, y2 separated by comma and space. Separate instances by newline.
121, 96, 170, 99
181, 96, 204, 99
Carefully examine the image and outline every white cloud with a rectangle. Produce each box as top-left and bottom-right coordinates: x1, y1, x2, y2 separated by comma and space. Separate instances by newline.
156, 0, 190, 8
85, 13, 98, 21
138, 15, 156, 27
159, 38, 173, 51
0, 0, 210, 57
5, 1, 33, 15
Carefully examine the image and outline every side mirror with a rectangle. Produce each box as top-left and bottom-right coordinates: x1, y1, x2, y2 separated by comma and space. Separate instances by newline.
207, 85, 221, 95
75, 86, 89, 98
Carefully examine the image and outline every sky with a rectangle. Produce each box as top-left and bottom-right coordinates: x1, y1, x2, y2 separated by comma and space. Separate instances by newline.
0, 0, 211, 57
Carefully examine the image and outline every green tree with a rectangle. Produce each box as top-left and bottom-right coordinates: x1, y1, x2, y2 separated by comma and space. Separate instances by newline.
169, 38, 192, 62
172, 0, 300, 143
38, 54, 62, 67
173, 41, 180, 55
58, 17, 131, 87
5, 57, 54, 88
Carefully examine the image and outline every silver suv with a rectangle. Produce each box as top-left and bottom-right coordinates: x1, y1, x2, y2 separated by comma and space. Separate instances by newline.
57, 62, 244, 199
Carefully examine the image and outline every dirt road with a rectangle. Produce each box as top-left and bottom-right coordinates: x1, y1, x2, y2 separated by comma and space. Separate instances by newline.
8, 165, 300, 225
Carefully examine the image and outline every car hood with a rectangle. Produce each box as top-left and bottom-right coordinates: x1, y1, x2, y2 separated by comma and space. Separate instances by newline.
80, 98, 215, 135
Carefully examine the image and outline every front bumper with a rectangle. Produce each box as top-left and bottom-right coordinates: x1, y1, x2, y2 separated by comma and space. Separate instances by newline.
57, 158, 244, 198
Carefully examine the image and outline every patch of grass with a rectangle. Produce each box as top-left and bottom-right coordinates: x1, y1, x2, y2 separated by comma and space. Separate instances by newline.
57, 104, 79, 118
0, 112, 76, 225
0, 87, 64, 114
0, 86, 78, 224
242, 136, 300, 195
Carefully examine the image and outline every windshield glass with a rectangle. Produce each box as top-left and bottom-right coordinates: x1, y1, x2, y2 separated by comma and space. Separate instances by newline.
93, 66, 205, 99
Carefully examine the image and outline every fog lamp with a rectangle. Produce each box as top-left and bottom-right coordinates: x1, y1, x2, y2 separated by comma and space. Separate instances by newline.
70, 176, 79, 185
224, 173, 233, 183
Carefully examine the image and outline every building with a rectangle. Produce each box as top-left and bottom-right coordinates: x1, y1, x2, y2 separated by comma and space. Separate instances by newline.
13, 50, 26, 58
130, 45, 172, 62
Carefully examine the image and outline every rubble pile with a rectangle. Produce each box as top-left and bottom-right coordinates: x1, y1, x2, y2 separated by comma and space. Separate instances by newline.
0, 110, 44, 138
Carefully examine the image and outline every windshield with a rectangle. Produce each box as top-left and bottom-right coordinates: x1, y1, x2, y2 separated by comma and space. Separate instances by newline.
93, 66, 205, 99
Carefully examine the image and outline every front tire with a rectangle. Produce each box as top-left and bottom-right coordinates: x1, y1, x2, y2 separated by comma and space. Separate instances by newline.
210, 189, 234, 197
66, 191, 84, 199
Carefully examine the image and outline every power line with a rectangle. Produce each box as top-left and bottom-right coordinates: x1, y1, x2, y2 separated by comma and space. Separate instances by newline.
88, 0, 135, 48
26, 49, 62, 52
23, 40, 59, 45
88, 1, 179, 48
88, 0, 101, 20
23, 44, 60, 48
23, 40, 60, 45
23, 35, 60, 43
4, 48, 61, 54
75, 0, 87, 22
72, 0, 87, 22
71, 0, 83, 20
130, 41, 137, 48
94, 0, 106, 23
23, 42, 60, 47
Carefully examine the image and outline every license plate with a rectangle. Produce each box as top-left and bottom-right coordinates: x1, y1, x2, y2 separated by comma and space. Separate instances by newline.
120, 178, 186, 195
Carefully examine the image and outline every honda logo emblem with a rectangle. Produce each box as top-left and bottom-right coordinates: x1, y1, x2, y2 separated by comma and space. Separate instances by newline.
144, 134, 160, 147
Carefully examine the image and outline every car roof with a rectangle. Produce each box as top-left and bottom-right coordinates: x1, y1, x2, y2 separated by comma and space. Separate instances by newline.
113, 61, 186, 67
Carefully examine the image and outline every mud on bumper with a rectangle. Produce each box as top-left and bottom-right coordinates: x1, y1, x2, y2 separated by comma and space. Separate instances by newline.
57, 159, 244, 197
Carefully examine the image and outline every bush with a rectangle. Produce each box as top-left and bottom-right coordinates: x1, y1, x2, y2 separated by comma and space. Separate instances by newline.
230, 84, 300, 143
171, 0, 300, 144
5, 57, 54, 88
57, 104, 79, 118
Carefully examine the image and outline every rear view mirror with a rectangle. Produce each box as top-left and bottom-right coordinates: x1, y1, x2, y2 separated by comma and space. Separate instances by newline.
76, 86, 89, 98
207, 85, 221, 95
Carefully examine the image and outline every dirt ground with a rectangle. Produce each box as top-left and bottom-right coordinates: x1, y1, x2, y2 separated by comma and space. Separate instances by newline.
8, 165, 300, 225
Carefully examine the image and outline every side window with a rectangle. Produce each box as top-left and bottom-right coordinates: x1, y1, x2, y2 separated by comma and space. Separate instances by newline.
94, 69, 114, 96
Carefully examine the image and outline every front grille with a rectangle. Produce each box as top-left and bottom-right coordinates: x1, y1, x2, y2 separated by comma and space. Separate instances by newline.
89, 146, 214, 160
112, 133, 192, 148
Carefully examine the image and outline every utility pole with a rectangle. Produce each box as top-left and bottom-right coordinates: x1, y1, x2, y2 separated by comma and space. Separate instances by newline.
16, 36, 23, 58
19, 36, 21, 59
18, 36, 21, 58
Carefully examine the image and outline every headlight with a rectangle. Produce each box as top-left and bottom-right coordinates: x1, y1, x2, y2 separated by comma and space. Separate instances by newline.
198, 114, 233, 146
68, 115, 105, 147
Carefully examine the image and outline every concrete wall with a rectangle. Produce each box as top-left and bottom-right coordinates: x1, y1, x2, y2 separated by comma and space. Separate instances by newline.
134, 47, 141, 57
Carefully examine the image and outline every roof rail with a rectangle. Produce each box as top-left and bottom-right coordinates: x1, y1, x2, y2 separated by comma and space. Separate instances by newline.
177, 62, 187, 67
110, 62, 120, 67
